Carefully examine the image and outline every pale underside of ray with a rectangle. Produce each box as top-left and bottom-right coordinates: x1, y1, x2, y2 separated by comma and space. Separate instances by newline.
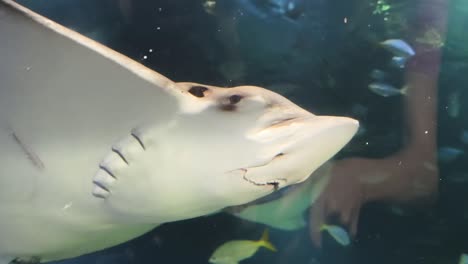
0, 1, 179, 209
0, 0, 182, 261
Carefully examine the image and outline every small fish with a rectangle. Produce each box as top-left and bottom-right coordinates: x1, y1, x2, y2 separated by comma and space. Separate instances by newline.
369, 69, 388, 80
447, 91, 461, 118
438, 147, 463, 163
320, 224, 350, 246
459, 253, 468, 264
390, 56, 408, 68
368, 82, 408, 97
203, 0, 216, 15
446, 173, 468, 183
264, 0, 305, 20
461, 130, 468, 145
380, 39, 415, 58
209, 229, 276, 264
372, 0, 391, 14
238, 0, 305, 21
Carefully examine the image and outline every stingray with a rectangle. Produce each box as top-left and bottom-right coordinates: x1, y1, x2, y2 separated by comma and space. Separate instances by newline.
0, 1, 358, 263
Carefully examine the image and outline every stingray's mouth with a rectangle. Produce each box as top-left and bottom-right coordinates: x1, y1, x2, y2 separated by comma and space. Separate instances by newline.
243, 171, 287, 191
234, 153, 288, 190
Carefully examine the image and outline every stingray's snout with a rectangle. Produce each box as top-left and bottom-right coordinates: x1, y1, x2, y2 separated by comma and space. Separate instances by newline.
279, 115, 359, 183
299, 115, 359, 144
287, 115, 359, 160
244, 115, 358, 189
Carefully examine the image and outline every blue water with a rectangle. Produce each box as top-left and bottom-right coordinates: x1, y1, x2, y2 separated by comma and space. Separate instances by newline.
14, 0, 468, 263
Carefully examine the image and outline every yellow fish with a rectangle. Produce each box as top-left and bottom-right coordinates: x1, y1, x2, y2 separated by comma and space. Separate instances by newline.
209, 229, 276, 264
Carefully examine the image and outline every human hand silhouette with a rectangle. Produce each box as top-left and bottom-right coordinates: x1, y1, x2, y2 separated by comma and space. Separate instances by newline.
309, 158, 365, 247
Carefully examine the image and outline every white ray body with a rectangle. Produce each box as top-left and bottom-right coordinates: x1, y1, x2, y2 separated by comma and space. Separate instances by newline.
0, 1, 358, 263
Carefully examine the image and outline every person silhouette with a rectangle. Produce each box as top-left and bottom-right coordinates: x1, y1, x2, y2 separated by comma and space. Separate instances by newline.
309, 0, 446, 245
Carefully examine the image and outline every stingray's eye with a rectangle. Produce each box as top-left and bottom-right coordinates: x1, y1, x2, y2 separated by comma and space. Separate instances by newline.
229, 94, 243, 104
188, 86, 208, 98
220, 94, 243, 111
